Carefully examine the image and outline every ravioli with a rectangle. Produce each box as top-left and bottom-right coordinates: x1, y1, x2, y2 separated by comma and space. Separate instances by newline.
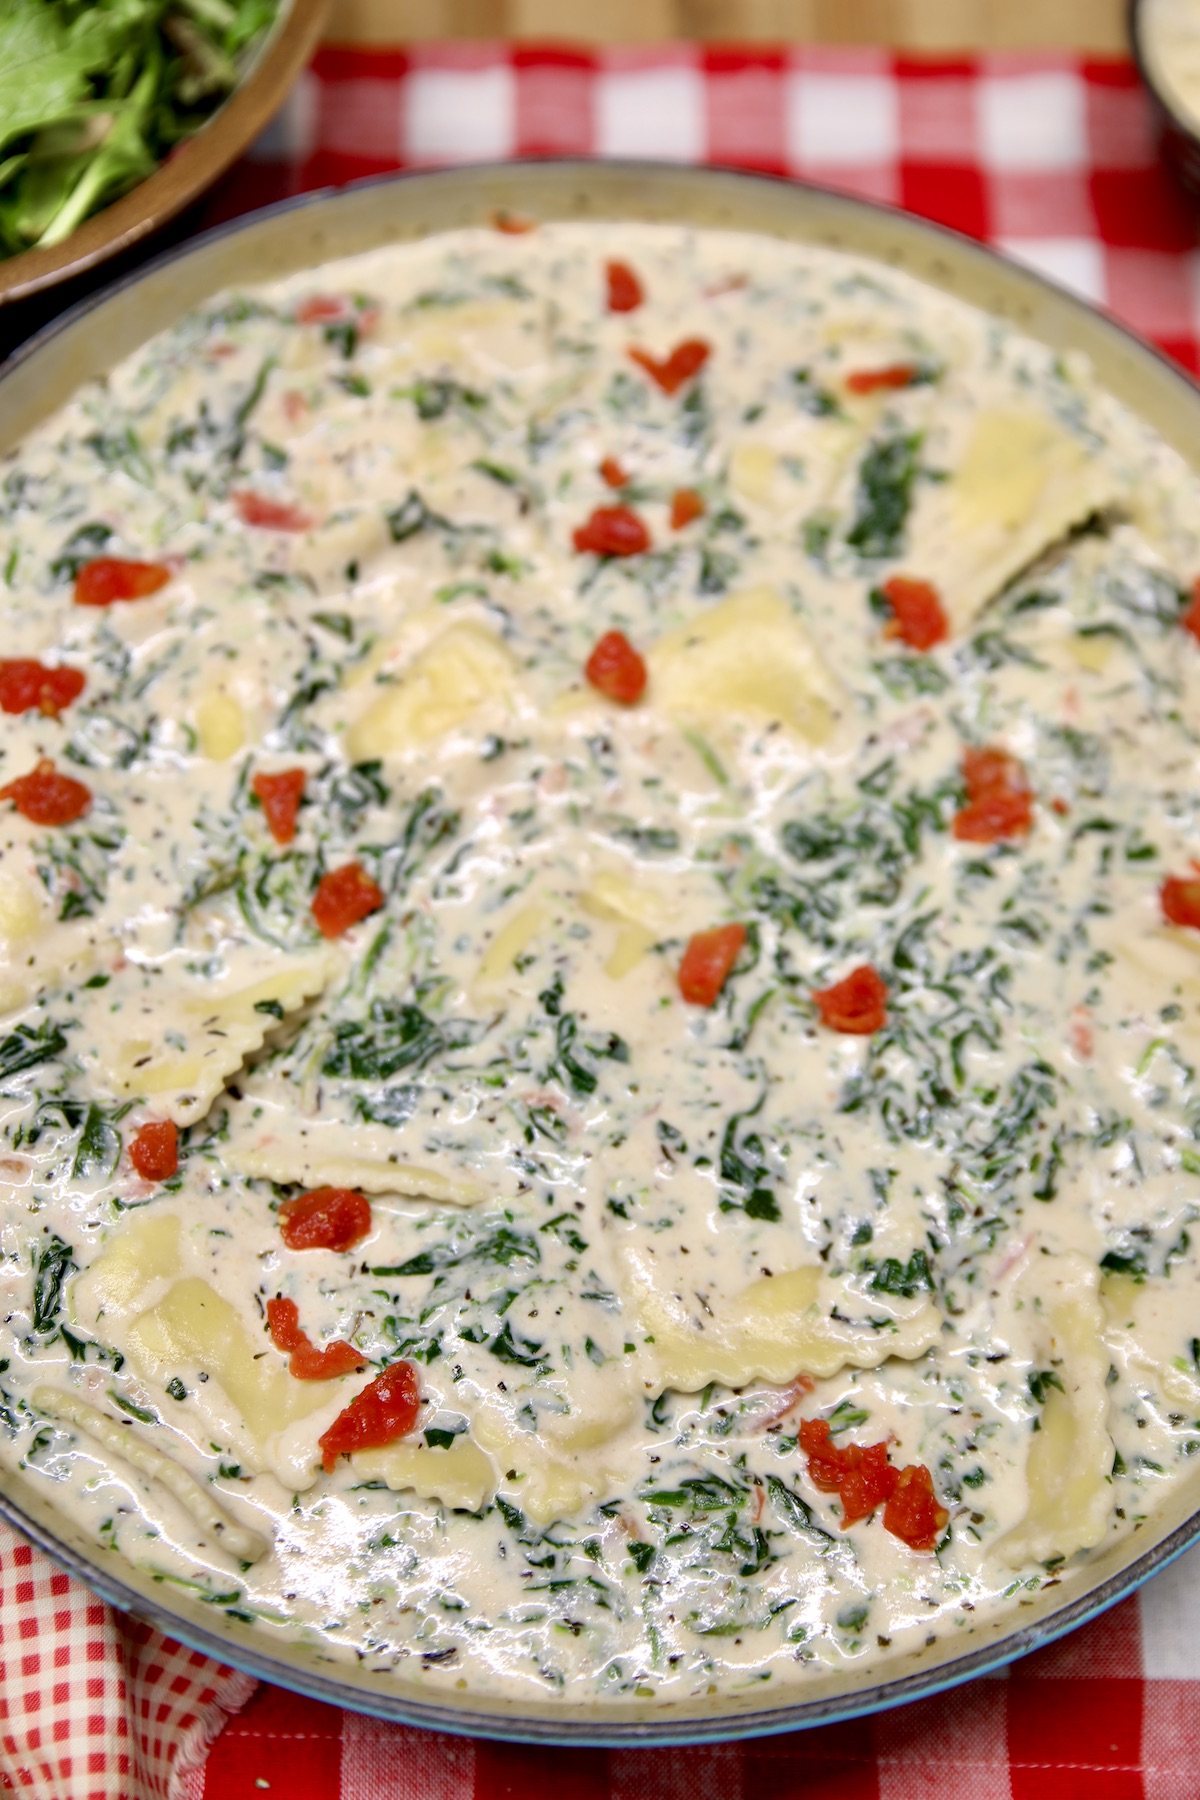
0, 855, 101, 1012
999, 1254, 1114, 1566
904, 404, 1119, 628
33, 1386, 268, 1564
624, 1251, 943, 1390
346, 623, 516, 757
87, 952, 336, 1125
578, 869, 671, 979
471, 1370, 644, 1526
72, 1211, 334, 1487
473, 902, 549, 995
194, 688, 249, 760
354, 1436, 495, 1512
648, 585, 842, 746
219, 1107, 489, 1205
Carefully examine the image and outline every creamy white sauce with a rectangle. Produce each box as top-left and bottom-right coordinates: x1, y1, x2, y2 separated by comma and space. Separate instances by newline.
1144, 0, 1200, 132
1, 222, 1200, 1706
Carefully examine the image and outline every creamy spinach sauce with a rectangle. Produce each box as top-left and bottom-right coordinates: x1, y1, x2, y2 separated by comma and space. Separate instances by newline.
2, 222, 1200, 1704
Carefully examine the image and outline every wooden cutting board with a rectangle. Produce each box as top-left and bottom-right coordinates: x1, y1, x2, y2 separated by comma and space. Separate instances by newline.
324, 0, 1126, 51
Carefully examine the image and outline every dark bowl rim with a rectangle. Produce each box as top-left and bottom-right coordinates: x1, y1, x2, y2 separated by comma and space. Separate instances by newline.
3, 155, 1200, 1746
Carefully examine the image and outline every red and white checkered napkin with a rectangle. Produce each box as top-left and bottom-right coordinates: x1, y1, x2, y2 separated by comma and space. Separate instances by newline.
9, 42, 1200, 1799
7, 1510, 1199, 1800
230, 44, 1200, 374
0, 1527, 252, 1798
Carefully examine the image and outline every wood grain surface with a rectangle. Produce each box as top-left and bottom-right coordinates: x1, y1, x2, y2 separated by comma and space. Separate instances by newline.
324, 0, 1127, 50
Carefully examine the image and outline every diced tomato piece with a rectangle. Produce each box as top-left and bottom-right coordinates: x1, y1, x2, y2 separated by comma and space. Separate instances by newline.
704, 273, 749, 299
961, 746, 1025, 797
266, 1295, 306, 1352
813, 964, 888, 1035
252, 768, 306, 846
74, 558, 171, 606
954, 789, 1034, 842
799, 1418, 899, 1527
800, 1419, 945, 1547
599, 457, 628, 489
0, 759, 91, 827
0, 660, 86, 718
266, 1296, 365, 1382
572, 506, 651, 557
830, 1448, 898, 1529
295, 294, 351, 324
266, 1295, 307, 1352
882, 1462, 949, 1552
1180, 580, 1200, 643
880, 576, 949, 652
1070, 1010, 1094, 1059
628, 339, 710, 396
953, 745, 1033, 843
292, 1337, 366, 1381
491, 209, 535, 234
670, 488, 706, 530
128, 1120, 178, 1182
606, 259, 644, 313
1162, 875, 1200, 928
311, 861, 384, 938
678, 923, 747, 1007
798, 1418, 843, 1490
232, 491, 314, 532
585, 630, 647, 705
846, 363, 919, 395
279, 1187, 372, 1253
318, 1359, 421, 1471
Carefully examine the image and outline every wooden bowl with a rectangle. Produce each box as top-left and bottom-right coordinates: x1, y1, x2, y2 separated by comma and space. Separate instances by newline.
0, 0, 329, 307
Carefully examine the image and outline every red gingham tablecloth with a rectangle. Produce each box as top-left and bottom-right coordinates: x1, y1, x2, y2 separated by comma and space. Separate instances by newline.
5, 42, 1200, 1800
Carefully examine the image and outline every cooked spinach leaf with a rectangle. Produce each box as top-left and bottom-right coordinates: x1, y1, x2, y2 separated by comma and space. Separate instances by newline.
0, 1019, 68, 1083
33, 1236, 74, 1334
846, 433, 921, 560
71, 1102, 122, 1181
322, 1001, 473, 1082
869, 1248, 933, 1298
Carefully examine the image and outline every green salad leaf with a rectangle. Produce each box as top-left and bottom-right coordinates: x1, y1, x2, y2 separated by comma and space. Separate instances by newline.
0, 0, 280, 258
